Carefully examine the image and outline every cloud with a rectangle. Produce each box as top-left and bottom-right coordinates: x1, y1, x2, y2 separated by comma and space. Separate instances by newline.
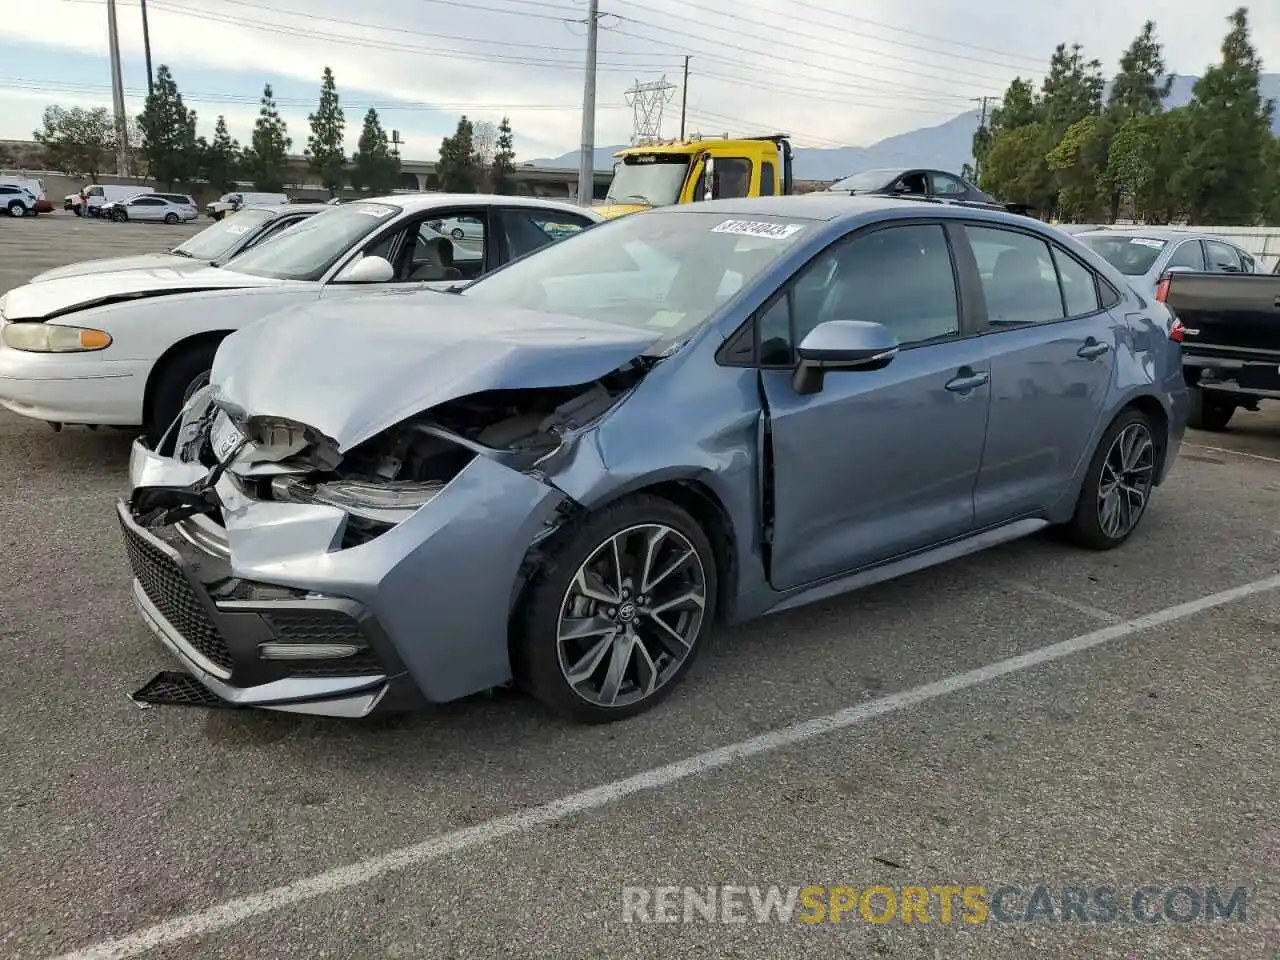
2, 0, 1277, 160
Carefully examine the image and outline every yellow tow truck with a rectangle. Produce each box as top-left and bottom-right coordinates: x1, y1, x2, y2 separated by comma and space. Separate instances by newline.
594, 133, 795, 220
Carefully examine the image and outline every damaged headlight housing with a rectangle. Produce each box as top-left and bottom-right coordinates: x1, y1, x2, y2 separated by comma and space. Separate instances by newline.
3, 322, 113, 353
271, 476, 446, 524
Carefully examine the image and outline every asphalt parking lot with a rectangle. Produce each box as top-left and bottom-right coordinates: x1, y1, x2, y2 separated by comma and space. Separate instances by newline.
2, 214, 1278, 960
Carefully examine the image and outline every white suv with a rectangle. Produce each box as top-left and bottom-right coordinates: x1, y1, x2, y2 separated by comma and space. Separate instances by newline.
0, 184, 39, 217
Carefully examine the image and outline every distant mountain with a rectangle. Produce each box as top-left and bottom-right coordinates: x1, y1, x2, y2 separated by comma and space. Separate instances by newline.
529, 73, 1280, 182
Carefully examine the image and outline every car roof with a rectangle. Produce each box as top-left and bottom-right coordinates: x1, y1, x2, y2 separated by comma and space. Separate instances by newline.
644, 193, 1025, 226
359, 192, 605, 221
1077, 227, 1234, 244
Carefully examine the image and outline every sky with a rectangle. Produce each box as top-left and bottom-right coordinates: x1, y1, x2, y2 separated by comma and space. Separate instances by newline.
0, 0, 1277, 165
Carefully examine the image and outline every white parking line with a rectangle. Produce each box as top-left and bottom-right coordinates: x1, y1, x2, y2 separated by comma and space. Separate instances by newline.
1000, 579, 1122, 623
1185, 442, 1280, 465
49, 572, 1280, 960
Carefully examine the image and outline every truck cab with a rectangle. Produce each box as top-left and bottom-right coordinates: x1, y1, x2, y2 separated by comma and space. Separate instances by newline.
595, 134, 794, 220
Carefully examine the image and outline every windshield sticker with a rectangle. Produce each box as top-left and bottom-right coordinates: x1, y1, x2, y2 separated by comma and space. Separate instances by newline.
1129, 238, 1165, 249
711, 219, 804, 240
225, 225, 250, 235
355, 205, 397, 218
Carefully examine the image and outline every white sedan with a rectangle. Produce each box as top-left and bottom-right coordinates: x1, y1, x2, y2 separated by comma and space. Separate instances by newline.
0, 194, 600, 441
104, 193, 200, 224
427, 214, 484, 242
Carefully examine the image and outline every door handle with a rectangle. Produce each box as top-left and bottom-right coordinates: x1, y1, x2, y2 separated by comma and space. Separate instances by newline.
1077, 339, 1111, 360
945, 370, 990, 392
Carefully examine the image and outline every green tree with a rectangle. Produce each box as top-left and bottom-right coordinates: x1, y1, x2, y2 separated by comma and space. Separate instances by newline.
349, 107, 400, 195
138, 64, 201, 188
1104, 109, 1188, 223
980, 123, 1055, 212
306, 66, 346, 196
491, 115, 516, 195
1046, 115, 1108, 220
33, 105, 116, 180
200, 115, 241, 193
1107, 21, 1173, 119
973, 77, 1039, 174
1262, 135, 1280, 224
242, 83, 292, 192
1040, 43, 1105, 138
1174, 7, 1275, 224
437, 114, 479, 192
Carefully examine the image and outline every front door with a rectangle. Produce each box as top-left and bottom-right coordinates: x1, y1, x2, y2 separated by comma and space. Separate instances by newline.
759, 221, 992, 590
961, 223, 1117, 523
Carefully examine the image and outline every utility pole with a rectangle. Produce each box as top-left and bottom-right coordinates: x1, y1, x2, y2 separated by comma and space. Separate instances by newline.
679, 55, 690, 139
140, 0, 154, 97
576, 0, 599, 206
971, 95, 996, 181
106, 0, 131, 177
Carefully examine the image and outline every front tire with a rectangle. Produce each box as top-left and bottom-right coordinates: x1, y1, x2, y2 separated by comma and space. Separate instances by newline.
8, 201, 26, 217
515, 494, 718, 723
1187, 386, 1235, 432
145, 341, 219, 446
1065, 408, 1159, 551
113, 208, 128, 222
450, 227, 465, 240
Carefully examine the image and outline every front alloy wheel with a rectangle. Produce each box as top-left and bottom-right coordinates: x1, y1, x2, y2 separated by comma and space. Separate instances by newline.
517, 495, 717, 722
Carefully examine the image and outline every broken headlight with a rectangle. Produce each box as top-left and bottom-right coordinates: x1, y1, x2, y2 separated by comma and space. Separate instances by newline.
270, 476, 446, 524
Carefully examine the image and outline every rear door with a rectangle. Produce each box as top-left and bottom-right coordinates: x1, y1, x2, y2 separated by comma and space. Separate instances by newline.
492, 206, 598, 265
128, 196, 167, 221
961, 223, 1119, 524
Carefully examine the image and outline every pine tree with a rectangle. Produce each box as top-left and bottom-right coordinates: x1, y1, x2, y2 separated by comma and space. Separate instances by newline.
436, 115, 478, 193
200, 115, 240, 193
491, 115, 516, 195
1040, 43, 1105, 138
1107, 21, 1174, 119
306, 67, 346, 197
350, 107, 400, 195
242, 84, 292, 193
1175, 7, 1275, 224
138, 65, 200, 188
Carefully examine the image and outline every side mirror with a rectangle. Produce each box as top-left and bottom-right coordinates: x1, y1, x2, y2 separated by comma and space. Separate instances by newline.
335, 255, 395, 283
1160, 265, 1194, 280
792, 320, 899, 396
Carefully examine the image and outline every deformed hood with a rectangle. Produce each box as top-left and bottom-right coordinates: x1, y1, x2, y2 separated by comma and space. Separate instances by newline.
211, 288, 664, 451
2, 264, 284, 321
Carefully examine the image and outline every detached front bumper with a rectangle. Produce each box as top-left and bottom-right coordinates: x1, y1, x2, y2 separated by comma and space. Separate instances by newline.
120, 433, 570, 717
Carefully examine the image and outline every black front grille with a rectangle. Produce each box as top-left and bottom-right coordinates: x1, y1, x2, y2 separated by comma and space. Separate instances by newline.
119, 515, 234, 673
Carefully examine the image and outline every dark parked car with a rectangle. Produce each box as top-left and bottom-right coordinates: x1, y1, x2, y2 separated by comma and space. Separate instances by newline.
1161, 270, 1280, 430
827, 167, 1005, 211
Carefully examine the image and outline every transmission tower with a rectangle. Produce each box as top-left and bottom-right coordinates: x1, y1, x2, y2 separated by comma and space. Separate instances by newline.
625, 76, 677, 145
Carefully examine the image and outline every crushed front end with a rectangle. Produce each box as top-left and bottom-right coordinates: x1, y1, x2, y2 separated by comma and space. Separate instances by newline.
116, 374, 642, 717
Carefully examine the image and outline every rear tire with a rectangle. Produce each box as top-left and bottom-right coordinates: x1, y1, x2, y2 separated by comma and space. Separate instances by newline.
145, 341, 220, 447
1065, 407, 1159, 551
164, 212, 179, 224
514, 494, 717, 723
1187, 386, 1235, 432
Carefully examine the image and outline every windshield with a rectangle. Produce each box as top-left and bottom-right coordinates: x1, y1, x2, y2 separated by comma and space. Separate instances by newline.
220, 202, 402, 281
173, 208, 276, 261
605, 155, 690, 207
461, 210, 812, 342
1076, 234, 1167, 276
828, 169, 900, 193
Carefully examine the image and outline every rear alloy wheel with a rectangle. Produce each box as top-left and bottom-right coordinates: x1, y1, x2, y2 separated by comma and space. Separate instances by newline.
1187, 386, 1235, 432
1066, 409, 1158, 550
164, 212, 179, 224
517, 495, 717, 722
8, 201, 26, 217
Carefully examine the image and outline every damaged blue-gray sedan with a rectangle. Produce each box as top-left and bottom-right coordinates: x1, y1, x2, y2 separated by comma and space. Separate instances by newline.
119, 195, 1188, 722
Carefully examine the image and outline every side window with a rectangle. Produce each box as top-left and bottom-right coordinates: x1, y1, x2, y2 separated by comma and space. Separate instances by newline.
1240, 251, 1256, 273
894, 172, 928, 195
965, 225, 1064, 328
716, 157, 752, 199
498, 208, 592, 261
786, 224, 960, 353
1205, 240, 1242, 273
1164, 240, 1205, 272
252, 217, 305, 247
403, 210, 487, 281
759, 161, 776, 197
1051, 246, 1101, 316
930, 172, 967, 196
